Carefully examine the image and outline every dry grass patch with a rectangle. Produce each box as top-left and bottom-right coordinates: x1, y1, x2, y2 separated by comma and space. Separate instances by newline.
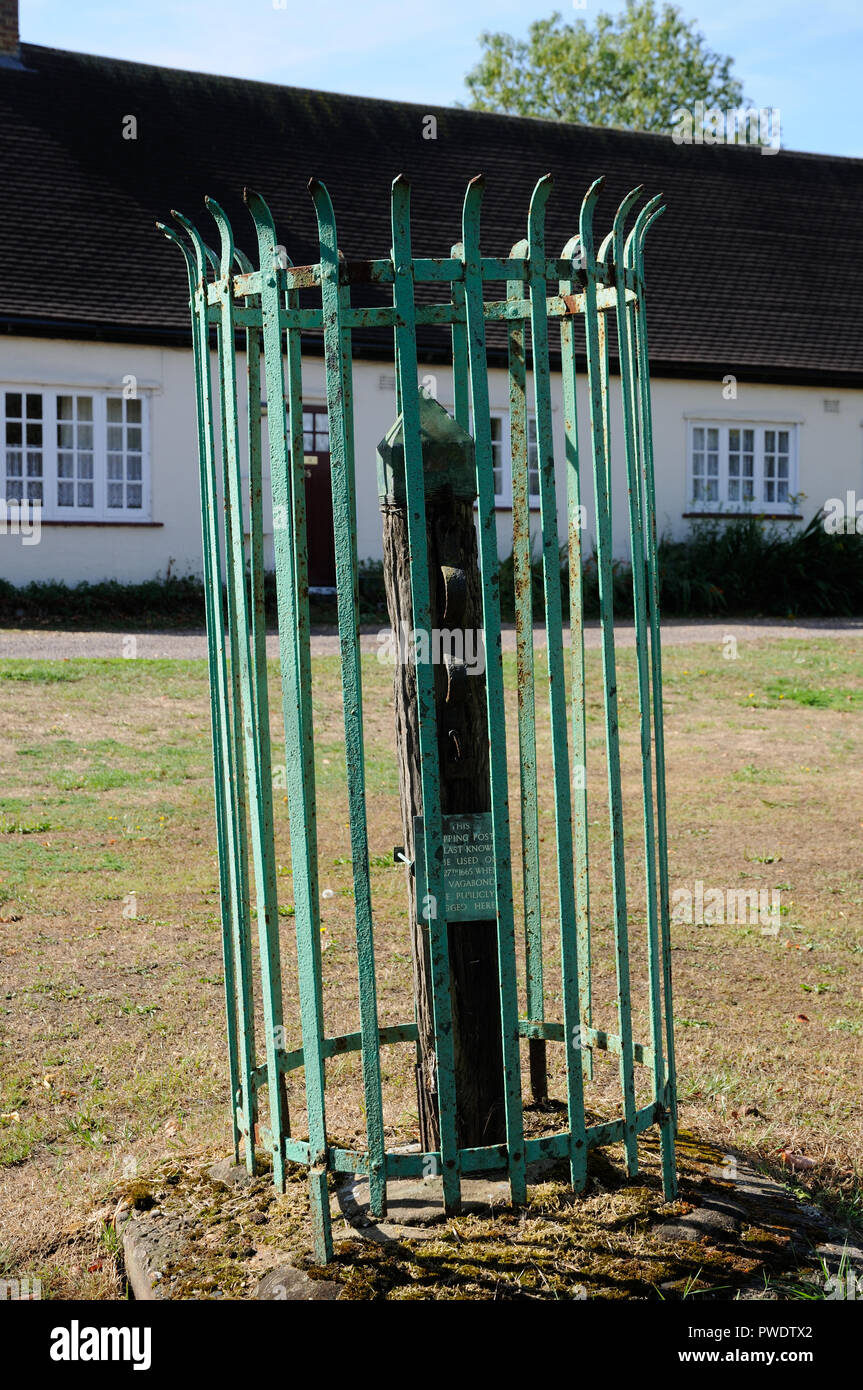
0, 637, 861, 1296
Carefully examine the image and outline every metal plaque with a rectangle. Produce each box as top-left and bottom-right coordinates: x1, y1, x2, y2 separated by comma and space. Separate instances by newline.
413, 812, 497, 922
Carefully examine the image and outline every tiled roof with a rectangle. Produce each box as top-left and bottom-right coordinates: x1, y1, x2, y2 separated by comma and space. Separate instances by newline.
1, 43, 862, 383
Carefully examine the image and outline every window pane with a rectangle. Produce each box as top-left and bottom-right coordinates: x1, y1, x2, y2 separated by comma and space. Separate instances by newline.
57, 396, 74, 420
127, 399, 142, 423
107, 483, 123, 508
6, 392, 22, 417
107, 426, 124, 450
25, 394, 42, 418
107, 455, 123, 480
58, 454, 74, 478
107, 398, 123, 422
77, 397, 93, 422
26, 453, 41, 476
6, 452, 22, 477
692, 427, 704, 448
764, 430, 775, 450
127, 485, 142, 509
778, 430, 789, 452
78, 425, 93, 450
26, 423, 42, 446
126, 427, 142, 451
78, 483, 94, 507
729, 428, 740, 451
6, 423, 21, 446
127, 458, 142, 481
6, 479, 22, 500
58, 481, 74, 505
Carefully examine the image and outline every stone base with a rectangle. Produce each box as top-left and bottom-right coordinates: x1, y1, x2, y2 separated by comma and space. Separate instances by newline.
334, 1172, 520, 1243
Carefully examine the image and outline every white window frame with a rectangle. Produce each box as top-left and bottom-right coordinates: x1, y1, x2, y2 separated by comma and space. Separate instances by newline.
489, 410, 542, 508
686, 420, 799, 514
1, 386, 151, 521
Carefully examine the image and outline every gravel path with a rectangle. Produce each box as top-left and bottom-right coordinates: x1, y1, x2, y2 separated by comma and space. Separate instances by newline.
2, 617, 862, 660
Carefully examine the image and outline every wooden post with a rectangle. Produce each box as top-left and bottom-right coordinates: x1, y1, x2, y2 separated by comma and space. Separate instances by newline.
378, 394, 506, 1152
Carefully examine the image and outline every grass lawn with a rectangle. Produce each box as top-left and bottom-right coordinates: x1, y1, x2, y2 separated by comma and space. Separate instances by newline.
0, 635, 861, 1298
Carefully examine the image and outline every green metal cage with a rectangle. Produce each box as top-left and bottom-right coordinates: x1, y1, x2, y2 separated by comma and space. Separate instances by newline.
158, 172, 677, 1264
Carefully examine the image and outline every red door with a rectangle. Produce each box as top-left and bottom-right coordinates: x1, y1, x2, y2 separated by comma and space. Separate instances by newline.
302, 407, 336, 590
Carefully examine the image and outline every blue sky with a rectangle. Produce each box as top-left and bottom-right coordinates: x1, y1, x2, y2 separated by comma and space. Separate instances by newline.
21, 0, 863, 157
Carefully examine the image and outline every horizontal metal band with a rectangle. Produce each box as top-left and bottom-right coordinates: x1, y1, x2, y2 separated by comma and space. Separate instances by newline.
255, 1018, 652, 1086
218, 258, 631, 305
206, 286, 635, 333
517, 1019, 653, 1068
325, 1102, 661, 1180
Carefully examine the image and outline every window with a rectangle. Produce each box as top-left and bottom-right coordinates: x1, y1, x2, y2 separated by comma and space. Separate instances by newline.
3, 392, 43, 504
1, 389, 150, 520
106, 397, 144, 510
490, 416, 505, 499
687, 422, 798, 512
526, 418, 541, 502
489, 412, 543, 507
57, 395, 94, 510
302, 408, 329, 455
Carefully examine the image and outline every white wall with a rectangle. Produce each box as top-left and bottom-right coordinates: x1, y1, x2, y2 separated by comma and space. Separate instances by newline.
1, 334, 861, 586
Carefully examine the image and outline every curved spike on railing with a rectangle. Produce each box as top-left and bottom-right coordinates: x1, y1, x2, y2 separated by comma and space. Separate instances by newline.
610, 184, 644, 267
595, 184, 643, 266
171, 209, 213, 289
624, 193, 662, 270
577, 176, 605, 267
461, 174, 486, 257
205, 196, 235, 277
390, 172, 411, 254
560, 233, 581, 264
308, 178, 339, 274
526, 173, 554, 246
156, 219, 195, 273
639, 204, 666, 255
508, 236, 528, 259
233, 247, 254, 276
244, 187, 289, 271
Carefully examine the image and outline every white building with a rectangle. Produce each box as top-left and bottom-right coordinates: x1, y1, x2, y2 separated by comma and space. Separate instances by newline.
1, 1, 861, 587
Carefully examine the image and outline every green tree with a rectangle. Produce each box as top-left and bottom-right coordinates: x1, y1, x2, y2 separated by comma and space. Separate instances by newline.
464, 1, 748, 133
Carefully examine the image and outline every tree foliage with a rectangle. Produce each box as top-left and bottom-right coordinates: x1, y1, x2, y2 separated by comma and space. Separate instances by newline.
464, 1, 748, 133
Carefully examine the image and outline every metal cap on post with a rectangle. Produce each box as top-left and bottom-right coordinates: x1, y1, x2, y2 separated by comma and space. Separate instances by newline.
377, 389, 477, 507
